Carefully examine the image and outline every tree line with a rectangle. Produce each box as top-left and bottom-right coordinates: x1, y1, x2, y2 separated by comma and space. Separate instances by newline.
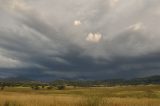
0, 75, 160, 90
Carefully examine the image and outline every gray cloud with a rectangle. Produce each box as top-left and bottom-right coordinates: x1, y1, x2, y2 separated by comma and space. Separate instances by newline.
0, 0, 160, 80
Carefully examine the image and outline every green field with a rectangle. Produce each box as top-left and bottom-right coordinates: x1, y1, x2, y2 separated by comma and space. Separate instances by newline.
0, 85, 160, 106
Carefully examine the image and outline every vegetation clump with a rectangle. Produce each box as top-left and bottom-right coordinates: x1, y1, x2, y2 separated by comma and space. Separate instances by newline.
57, 85, 66, 90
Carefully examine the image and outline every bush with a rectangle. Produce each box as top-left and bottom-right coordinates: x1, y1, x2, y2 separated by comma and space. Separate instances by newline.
4, 101, 20, 106
46, 86, 53, 90
41, 85, 45, 89
31, 86, 40, 90
57, 85, 65, 90
1, 86, 5, 90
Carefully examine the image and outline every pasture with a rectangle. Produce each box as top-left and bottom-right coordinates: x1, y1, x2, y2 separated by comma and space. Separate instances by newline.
0, 85, 160, 106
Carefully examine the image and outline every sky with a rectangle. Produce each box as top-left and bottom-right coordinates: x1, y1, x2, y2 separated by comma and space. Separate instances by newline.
0, 0, 160, 80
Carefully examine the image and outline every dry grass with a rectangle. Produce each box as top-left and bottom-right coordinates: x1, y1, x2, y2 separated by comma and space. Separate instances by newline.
0, 85, 160, 106
0, 94, 160, 106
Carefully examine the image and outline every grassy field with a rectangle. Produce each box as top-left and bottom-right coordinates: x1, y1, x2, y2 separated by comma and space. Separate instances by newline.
0, 85, 160, 106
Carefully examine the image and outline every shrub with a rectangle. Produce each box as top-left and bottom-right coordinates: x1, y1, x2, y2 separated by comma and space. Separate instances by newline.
4, 101, 20, 106
41, 85, 45, 89
46, 86, 53, 90
57, 85, 65, 90
31, 86, 40, 90
1, 86, 5, 90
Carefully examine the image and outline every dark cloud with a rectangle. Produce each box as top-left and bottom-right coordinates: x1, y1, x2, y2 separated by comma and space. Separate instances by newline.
0, 0, 160, 80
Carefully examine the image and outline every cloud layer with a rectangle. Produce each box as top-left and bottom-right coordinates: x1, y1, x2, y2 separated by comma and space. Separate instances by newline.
0, 0, 160, 80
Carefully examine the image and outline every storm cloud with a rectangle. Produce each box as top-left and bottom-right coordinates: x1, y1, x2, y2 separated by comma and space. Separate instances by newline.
0, 0, 160, 80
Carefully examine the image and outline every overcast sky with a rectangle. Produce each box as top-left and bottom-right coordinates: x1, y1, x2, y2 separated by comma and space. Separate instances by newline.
0, 0, 160, 80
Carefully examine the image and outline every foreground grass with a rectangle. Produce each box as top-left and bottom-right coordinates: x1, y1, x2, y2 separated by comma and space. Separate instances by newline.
0, 85, 160, 106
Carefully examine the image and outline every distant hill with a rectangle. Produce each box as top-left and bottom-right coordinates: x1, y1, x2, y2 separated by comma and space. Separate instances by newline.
0, 75, 160, 87
128, 75, 160, 85
104, 75, 160, 85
